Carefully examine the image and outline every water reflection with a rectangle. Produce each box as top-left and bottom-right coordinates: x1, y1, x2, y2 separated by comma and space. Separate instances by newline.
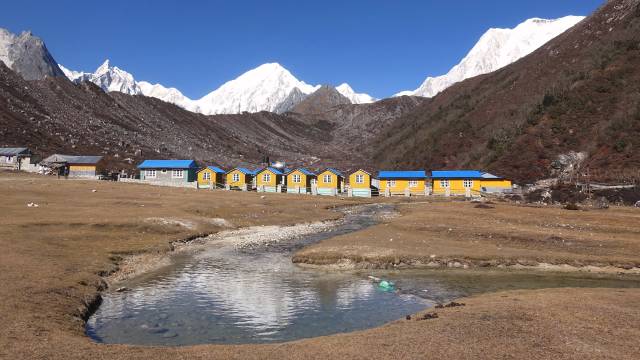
87, 204, 640, 346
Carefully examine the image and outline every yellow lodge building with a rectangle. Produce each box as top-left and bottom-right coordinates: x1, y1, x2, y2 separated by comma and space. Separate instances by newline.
431, 170, 512, 195
255, 167, 286, 193
226, 168, 256, 190
286, 168, 316, 194
348, 169, 375, 197
196, 166, 226, 189
377, 170, 427, 196
316, 168, 344, 196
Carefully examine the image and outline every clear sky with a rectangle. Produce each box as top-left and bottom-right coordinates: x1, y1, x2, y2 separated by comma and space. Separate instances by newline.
1, 0, 603, 99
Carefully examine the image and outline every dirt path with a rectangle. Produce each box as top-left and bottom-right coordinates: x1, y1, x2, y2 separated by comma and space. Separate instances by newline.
2, 172, 640, 359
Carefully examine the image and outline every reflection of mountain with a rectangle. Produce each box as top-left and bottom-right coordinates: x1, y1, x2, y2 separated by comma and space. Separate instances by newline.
184, 251, 376, 330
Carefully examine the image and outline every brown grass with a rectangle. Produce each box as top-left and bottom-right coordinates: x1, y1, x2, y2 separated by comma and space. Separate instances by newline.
2, 172, 640, 359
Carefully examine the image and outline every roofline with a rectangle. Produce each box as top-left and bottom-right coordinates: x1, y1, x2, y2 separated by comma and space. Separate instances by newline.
256, 167, 284, 175
197, 166, 225, 173
318, 168, 344, 177
228, 167, 255, 175
286, 167, 317, 176
350, 169, 372, 176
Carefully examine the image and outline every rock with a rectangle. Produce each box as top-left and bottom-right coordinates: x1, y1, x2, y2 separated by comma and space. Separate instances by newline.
594, 196, 609, 209
115, 287, 130, 292
564, 203, 580, 211
417, 312, 439, 320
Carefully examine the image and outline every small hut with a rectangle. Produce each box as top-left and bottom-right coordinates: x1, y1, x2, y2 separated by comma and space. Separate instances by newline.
197, 166, 226, 189
255, 167, 286, 193
226, 168, 256, 191
286, 168, 316, 194
41, 154, 104, 178
348, 169, 377, 197
316, 168, 344, 196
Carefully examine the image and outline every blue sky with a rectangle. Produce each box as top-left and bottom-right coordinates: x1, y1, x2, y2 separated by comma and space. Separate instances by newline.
2, 0, 602, 98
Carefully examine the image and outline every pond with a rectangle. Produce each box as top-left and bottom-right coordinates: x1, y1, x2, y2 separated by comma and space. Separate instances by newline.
86, 204, 640, 346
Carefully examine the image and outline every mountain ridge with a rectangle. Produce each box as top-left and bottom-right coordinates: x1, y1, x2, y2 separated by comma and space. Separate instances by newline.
396, 15, 585, 98
373, 0, 640, 183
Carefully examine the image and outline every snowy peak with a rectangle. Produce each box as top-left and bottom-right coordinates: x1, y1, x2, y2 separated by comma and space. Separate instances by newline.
88, 59, 141, 95
137, 81, 196, 111
398, 15, 584, 98
195, 62, 320, 115
335, 83, 376, 104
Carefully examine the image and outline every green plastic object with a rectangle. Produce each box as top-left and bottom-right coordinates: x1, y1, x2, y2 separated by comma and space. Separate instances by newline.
378, 280, 395, 291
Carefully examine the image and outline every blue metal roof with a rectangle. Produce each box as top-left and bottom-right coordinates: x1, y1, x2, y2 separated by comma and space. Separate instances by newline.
231, 167, 256, 175
257, 167, 285, 175
431, 170, 501, 179
138, 160, 197, 169
289, 168, 316, 176
197, 166, 225, 173
321, 168, 344, 177
208, 166, 226, 173
377, 170, 426, 179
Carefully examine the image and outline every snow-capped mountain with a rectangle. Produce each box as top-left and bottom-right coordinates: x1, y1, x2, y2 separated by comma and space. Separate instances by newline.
59, 61, 374, 114
137, 81, 197, 111
397, 16, 584, 98
335, 83, 376, 104
196, 63, 320, 115
61, 59, 142, 95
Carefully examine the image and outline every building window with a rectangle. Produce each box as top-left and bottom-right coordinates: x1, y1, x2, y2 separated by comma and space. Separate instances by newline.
172, 169, 184, 178
355, 174, 364, 184
409, 180, 418, 188
146, 169, 156, 178
387, 180, 396, 187
463, 179, 473, 188
293, 174, 301, 183
323, 174, 332, 183
161, 169, 167, 173
232, 173, 240, 182
203, 172, 211, 180
263, 173, 271, 182
440, 180, 450, 188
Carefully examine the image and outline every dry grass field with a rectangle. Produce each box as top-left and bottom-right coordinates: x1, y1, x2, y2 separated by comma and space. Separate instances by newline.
1, 171, 639, 359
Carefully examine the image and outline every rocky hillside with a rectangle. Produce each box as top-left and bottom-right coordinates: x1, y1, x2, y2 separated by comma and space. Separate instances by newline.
289, 85, 351, 115
373, 0, 640, 183
0, 29, 65, 81
0, 62, 355, 171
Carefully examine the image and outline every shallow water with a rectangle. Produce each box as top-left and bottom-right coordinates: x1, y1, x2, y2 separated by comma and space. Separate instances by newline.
87, 204, 640, 346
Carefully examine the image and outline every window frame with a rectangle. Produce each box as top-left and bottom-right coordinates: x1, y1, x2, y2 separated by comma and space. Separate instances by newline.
172, 169, 184, 179
463, 179, 474, 188
232, 173, 240, 182
409, 180, 418, 188
387, 180, 396, 187
440, 179, 450, 188
293, 174, 301, 183
146, 169, 157, 178
323, 174, 332, 184
202, 172, 211, 181
355, 174, 364, 184
263, 173, 271, 183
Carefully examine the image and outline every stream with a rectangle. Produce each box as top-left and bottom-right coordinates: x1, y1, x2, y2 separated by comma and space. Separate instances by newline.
86, 204, 640, 346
